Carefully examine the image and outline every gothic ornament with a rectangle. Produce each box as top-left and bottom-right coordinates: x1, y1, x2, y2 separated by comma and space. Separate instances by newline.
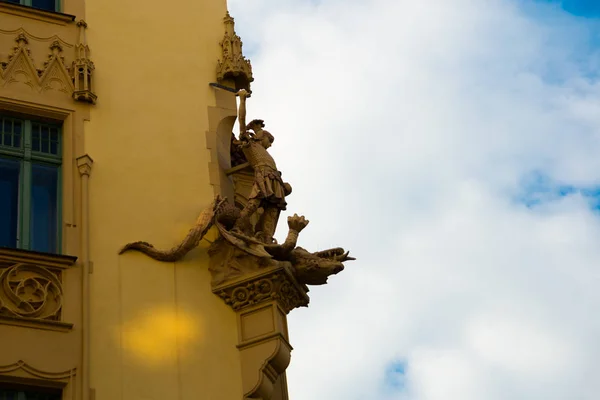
72, 20, 97, 104
0, 262, 64, 321
2, 33, 40, 90
216, 12, 254, 91
0, 29, 95, 103
39, 40, 75, 95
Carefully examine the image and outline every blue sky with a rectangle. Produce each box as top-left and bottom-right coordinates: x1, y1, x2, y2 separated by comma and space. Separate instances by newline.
517, 170, 600, 210
518, 0, 600, 211
540, 0, 600, 17
228, 0, 600, 399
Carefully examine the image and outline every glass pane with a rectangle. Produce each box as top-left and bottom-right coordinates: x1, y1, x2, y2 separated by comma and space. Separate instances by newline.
30, 163, 59, 253
2, 131, 10, 146
3, 0, 20, 4
0, 117, 23, 149
50, 127, 59, 155
32, 123, 61, 156
0, 158, 20, 249
31, 0, 57, 11
1, 119, 10, 146
41, 130, 49, 153
14, 120, 22, 148
50, 128, 59, 143
32, 124, 41, 152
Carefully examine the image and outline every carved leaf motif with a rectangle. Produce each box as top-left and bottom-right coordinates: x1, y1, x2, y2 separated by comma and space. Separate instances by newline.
0, 263, 63, 321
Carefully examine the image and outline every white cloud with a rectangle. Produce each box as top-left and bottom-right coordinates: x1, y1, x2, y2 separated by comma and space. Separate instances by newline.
227, 0, 600, 399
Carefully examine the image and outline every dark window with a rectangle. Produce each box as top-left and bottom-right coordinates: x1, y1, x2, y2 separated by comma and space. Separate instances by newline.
1, 0, 58, 12
0, 158, 20, 249
31, 163, 59, 253
0, 382, 62, 400
0, 115, 62, 253
31, 0, 56, 11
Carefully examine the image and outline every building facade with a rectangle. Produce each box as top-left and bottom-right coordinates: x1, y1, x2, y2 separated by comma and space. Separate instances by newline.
0, 1, 352, 399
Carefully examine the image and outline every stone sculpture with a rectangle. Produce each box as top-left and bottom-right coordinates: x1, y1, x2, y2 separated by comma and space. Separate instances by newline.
230, 89, 292, 244
119, 89, 353, 289
119, 197, 353, 287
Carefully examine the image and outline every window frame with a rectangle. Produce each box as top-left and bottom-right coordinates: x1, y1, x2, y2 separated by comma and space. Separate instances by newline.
0, 115, 62, 254
1, 0, 61, 13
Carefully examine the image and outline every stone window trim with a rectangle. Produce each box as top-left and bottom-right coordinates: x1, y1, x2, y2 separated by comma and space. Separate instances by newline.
0, 113, 63, 253
0, 1, 76, 24
0, 360, 77, 400
0, 95, 88, 258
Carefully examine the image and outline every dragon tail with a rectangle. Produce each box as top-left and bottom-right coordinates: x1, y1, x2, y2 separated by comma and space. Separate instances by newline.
118, 197, 226, 262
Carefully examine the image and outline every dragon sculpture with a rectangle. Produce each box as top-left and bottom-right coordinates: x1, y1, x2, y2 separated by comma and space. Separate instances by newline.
119, 88, 353, 287
119, 196, 353, 286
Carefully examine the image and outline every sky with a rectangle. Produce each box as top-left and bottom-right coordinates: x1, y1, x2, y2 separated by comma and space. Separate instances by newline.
226, 0, 600, 399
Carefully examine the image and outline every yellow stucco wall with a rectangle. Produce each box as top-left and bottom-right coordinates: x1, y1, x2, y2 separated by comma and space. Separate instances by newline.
83, 1, 242, 399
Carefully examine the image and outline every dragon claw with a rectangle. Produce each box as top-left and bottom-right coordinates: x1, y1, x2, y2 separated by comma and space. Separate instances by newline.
287, 214, 309, 232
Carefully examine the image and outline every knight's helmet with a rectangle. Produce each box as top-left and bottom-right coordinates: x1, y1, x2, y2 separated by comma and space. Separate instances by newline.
247, 119, 274, 143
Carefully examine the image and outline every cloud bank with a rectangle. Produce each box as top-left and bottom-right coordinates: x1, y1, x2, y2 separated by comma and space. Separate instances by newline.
226, 0, 600, 399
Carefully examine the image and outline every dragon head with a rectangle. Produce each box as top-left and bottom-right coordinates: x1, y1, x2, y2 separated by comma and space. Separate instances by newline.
290, 247, 354, 285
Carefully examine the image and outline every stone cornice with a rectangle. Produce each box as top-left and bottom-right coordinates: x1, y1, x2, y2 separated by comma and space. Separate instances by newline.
0, 247, 77, 270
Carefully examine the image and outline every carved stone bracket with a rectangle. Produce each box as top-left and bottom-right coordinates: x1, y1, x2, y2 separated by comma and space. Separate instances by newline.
214, 263, 309, 314
216, 12, 254, 91
213, 264, 308, 400
76, 154, 94, 177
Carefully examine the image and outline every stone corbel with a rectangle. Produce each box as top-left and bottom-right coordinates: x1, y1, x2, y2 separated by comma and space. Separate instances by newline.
213, 263, 309, 400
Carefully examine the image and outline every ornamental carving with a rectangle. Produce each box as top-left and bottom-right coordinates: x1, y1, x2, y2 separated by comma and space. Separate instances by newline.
0, 23, 97, 103
72, 20, 97, 104
216, 12, 254, 91
0, 360, 76, 381
215, 267, 309, 314
0, 262, 63, 321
